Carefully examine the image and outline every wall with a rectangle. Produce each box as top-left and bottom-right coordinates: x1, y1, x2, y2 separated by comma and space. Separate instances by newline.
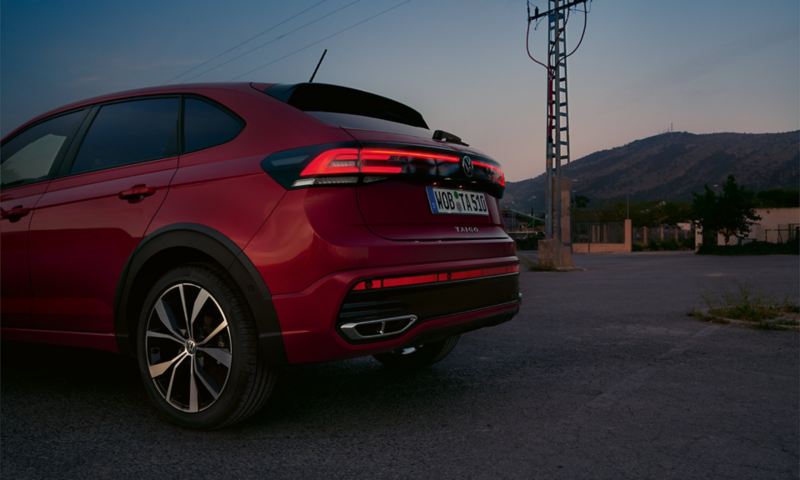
573, 219, 632, 254
748, 208, 800, 243
694, 207, 800, 246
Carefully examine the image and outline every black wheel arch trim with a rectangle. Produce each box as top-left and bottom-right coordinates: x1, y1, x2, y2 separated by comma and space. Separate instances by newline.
114, 223, 286, 364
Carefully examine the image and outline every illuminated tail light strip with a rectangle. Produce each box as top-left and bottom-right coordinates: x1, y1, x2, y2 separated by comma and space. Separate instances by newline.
297, 147, 504, 188
473, 160, 506, 187
351, 264, 519, 291
298, 148, 360, 176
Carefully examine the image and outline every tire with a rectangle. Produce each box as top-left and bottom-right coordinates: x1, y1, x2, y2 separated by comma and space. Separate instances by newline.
136, 263, 275, 429
373, 335, 461, 370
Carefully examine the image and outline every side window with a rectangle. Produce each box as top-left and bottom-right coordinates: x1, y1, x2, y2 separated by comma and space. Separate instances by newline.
71, 97, 179, 174
183, 97, 244, 153
1, 110, 85, 188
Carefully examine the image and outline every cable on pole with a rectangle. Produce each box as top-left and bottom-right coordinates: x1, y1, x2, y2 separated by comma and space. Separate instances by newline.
167, 0, 330, 83
525, 18, 548, 69
183, 0, 363, 82
526, 0, 589, 69
563, 6, 588, 61
230, 0, 412, 81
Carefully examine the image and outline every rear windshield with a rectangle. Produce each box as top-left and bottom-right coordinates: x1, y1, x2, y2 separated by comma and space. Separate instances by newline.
264, 83, 429, 130
307, 111, 433, 138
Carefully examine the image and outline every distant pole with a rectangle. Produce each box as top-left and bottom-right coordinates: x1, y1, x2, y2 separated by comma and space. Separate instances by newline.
527, 0, 590, 267
626, 193, 630, 219
309, 49, 328, 83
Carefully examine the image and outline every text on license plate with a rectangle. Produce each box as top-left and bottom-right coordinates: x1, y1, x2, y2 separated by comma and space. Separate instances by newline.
426, 187, 488, 216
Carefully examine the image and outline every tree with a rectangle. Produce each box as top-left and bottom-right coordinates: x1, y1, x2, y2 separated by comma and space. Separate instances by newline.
574, 194, 590, 209
692, 175, 760, 246
692, 186, 720, 246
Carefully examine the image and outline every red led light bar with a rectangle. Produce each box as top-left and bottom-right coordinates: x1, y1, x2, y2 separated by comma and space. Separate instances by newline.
351, 264, 519, 291
473, 160, 506, 187
300, 148, 360, 176
362, 148, 459, 163
299, 147, 504, 187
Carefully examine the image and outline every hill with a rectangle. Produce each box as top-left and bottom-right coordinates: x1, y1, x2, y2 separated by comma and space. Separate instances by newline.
502, 131, 799, 212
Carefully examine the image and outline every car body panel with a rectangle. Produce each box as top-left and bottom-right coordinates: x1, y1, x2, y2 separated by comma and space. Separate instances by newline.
28, 156, 177, 332
1, 82, 520, 365
0, 181, 49, 328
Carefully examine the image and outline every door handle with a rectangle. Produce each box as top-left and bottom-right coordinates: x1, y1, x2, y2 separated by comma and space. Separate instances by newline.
118, 184, 157, 202
0, 205, 31, 222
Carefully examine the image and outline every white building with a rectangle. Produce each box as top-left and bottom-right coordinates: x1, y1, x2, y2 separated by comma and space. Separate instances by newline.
695, 207, 800, 247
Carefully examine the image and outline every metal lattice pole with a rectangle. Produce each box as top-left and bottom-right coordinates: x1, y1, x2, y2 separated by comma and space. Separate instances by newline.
528, 0, 587, 251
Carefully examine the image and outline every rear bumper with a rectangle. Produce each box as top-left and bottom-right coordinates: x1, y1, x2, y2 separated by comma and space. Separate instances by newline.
268, 257, 520, 364
244, 187, 519, 364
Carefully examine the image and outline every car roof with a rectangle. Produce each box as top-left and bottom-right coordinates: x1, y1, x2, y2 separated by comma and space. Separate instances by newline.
4, 82, 271, 141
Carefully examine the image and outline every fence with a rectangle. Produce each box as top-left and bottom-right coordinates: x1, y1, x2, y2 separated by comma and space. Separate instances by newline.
573, 222, 626, 244
572, 220, 632, 253
762, 224, 799, 243
633, 225, 694, 246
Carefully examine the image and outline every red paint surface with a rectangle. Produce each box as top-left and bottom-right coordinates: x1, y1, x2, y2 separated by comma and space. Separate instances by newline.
1, 83, 519, 360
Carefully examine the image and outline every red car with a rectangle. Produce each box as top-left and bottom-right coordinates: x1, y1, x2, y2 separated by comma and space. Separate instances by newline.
0, 82, 520, 428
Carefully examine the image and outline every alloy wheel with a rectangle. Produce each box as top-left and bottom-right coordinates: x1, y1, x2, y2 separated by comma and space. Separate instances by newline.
145, 283, 232, 413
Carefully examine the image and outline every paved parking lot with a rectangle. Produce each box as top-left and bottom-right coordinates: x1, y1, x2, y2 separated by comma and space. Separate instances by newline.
2, 252, 798, 479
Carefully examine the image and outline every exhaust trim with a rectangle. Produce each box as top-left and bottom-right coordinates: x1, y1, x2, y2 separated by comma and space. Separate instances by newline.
339, 314, 418, 341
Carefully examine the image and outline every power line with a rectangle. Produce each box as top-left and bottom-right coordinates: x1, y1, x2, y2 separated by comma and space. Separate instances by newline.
526, 1, 587, 70
524, 0, 592, 269
230, 0, 412, 81
525, 18, 547, 68
564, 7, 587, 60
182, 0, 362, 83
167, 0, 330, 83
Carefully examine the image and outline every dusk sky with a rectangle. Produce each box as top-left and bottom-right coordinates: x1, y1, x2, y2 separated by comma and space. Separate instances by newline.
1, 0, 798, 181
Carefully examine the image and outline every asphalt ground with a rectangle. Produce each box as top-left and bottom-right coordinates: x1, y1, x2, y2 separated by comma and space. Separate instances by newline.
2, 252, 798, 479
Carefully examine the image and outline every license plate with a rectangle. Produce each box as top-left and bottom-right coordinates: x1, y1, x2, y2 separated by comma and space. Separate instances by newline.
426, 187, 488, 216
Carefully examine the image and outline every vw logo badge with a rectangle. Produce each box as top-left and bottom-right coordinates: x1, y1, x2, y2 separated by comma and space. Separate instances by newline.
461, 155, 474, 177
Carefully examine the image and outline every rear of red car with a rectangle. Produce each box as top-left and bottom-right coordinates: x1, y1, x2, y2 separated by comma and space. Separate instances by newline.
249, 83, 520, 364
1, 81, 519, 428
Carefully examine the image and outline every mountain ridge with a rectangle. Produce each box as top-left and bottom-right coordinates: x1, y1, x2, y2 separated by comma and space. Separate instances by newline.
501, 130, 799, 212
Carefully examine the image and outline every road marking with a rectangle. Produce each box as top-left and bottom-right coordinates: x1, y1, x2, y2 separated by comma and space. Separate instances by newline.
588, 324, 721, 409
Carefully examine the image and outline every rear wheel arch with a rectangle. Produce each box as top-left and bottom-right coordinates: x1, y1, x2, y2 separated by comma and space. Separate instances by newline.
114, 223, 285, 364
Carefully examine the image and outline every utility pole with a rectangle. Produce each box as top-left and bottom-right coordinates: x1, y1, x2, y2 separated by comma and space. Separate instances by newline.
527, 0, 590, 269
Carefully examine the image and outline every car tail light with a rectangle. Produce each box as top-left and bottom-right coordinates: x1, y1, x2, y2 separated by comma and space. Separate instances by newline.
300, 148, 360, 176
351, 264, 519, 291
261, 144, 505, 193
473, 160, 505, 187
298, 148, 461, 179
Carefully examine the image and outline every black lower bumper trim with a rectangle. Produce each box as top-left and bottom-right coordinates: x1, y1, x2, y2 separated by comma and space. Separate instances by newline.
337, 273, 520, 343
405, 301, 519, 347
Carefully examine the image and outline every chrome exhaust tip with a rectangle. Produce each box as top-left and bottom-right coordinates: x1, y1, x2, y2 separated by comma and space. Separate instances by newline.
339, 314, 418, 341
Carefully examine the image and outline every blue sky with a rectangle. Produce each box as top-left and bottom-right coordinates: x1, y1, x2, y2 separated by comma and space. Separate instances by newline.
2, 0, 798, 181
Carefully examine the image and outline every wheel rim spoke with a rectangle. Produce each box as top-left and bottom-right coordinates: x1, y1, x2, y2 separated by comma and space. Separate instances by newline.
165, 354, 188, 401
197, 318, 229, 346
189, 288, 210, 331
199, 347, 232, 367
178, 284, 191, 337
154, 299, 184, 340
146, 330, 184, 344
194, 361, 222, 400
189, 358, 199, 413
149, 351, 188, 378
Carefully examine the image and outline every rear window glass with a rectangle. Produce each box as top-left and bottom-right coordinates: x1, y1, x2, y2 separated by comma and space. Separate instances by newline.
183, 97, 243, 153
71, 97, 179, 174
308, 111, 433, 138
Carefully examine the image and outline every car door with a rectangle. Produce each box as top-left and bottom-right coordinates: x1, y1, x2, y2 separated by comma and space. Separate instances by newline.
27, 96, 180, 333
0, 109, 87, 329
